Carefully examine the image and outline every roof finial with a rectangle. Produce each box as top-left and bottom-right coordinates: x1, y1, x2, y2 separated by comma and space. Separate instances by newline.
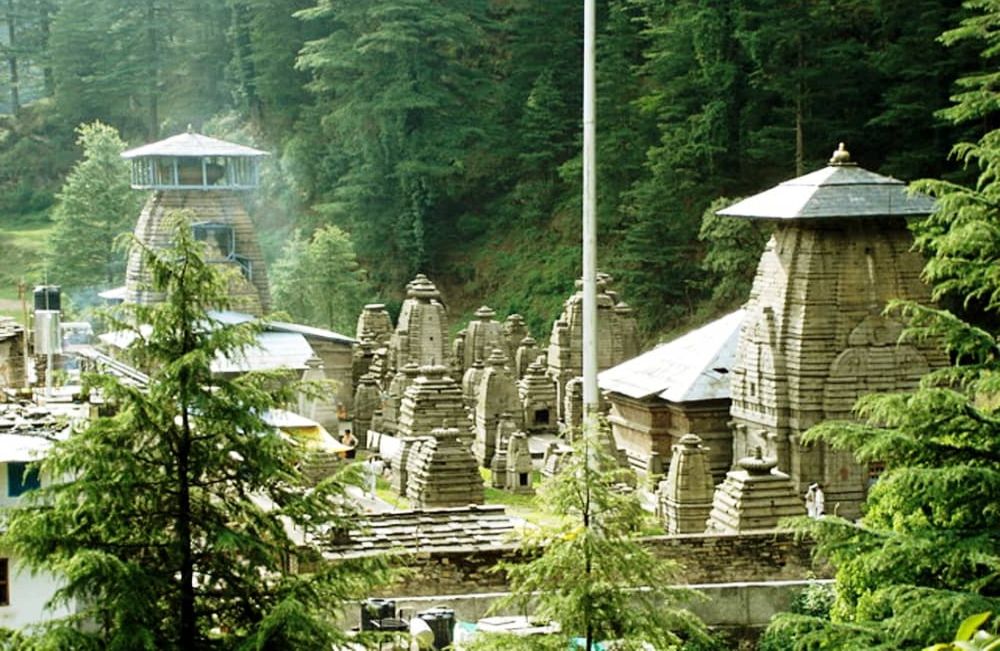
187, 123, 194, 134
829, 142, 852, 166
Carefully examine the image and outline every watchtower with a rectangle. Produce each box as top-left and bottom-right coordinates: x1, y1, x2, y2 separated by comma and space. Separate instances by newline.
718, 144, 948, 518
121, 128, 270, 315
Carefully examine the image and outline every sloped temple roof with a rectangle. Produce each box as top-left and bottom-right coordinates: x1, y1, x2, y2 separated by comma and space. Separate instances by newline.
121, 132, 268, 159
718, 148, 935, 220
598, 309, 744, 403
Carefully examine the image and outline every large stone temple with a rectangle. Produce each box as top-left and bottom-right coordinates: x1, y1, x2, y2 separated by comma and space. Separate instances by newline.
717, 144, 947, 518
121, 128, 271, 314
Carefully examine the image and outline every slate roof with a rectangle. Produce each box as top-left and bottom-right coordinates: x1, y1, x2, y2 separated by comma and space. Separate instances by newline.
598, 310, 744, 403
322, 505, 519, 557
121, 132, 268, 159
718, 163, 935, 220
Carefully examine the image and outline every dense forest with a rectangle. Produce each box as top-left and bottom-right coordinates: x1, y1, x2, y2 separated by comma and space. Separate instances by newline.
0, 0, 990, 339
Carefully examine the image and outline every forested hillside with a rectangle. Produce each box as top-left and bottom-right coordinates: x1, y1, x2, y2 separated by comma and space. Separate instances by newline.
0, 0, 987, 339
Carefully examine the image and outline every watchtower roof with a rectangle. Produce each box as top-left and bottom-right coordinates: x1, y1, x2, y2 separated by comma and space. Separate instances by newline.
718, 144, 935, 220
121, 131, 267, 159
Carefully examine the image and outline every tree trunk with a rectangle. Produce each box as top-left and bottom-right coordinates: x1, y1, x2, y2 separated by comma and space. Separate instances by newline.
145, 0, 159, 139
4, 0, 20, 114
178, 393, 196, 647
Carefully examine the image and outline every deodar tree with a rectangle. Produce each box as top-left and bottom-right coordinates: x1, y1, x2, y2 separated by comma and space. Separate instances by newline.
5, 213, 387, 649
46, 120, 140, 295
468, 429, 711, 651
762, 3, 1000, 648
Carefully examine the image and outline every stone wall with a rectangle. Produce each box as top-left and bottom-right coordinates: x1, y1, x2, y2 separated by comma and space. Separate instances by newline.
375, 530, 824, 597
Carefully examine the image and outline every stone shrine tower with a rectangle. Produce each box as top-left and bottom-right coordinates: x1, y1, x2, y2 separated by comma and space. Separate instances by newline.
718, 144, 947, 518
547, 274, 640, 418
390, 275, 449, 370
122, 129, 270, 314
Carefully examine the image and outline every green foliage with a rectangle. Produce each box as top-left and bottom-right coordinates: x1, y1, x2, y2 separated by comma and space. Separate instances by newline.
46, 121, 140, 292
270, 224, 373, 334
4, 212, 388, 649
763, 87, 1000, 651
697, 196, 771, 308
925, 611, 1000, 650
477, 428, 708, 651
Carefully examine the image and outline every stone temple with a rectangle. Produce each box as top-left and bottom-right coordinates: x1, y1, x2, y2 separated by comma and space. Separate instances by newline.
121, 129, 271, 315
717, 144, 947, 518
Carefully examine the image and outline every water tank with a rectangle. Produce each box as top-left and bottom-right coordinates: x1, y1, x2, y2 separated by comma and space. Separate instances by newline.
33, 285, 61, 311
34, 311, 62, 356
416, 607, 455, 650
360, 598, 396, 632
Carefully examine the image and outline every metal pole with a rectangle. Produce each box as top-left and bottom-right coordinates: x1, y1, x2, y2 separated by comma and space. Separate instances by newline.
582, 0, 598, 434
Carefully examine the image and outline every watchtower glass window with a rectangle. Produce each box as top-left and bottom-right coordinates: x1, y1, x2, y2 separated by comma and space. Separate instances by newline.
122, 131, 267, 191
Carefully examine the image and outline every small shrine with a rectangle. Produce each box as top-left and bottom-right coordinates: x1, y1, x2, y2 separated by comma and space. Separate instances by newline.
658, 434, 716, 534
356, 304, 394, 345
405, 426, 484, 508
546, 274, 639, 420
517, 357, 559, 436
473, 348, 522, 466
390, 275, 449, 370
705, 450, 804, 533
502, 314, 530, 364
455, 306, 505, 374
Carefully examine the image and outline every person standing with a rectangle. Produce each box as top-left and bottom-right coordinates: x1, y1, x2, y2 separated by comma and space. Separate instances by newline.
364, 455, 385, 498
341, 429, 358, 459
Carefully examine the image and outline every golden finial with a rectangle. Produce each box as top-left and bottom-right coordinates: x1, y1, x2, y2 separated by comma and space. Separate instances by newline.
829, 142, 852, 165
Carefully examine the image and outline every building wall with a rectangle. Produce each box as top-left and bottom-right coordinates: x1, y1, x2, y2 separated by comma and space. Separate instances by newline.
608, 395, 732, 482
0, 555, 72, 630
360, 530, 823, 598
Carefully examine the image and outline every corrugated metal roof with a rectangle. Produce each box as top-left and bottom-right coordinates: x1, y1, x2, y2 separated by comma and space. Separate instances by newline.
212, 332, 314, 373
718, 163, 935, 220
0, 433, 54, 462
121, 132, 268, 159
208, 311, 355, 345
598, 310, 744, 403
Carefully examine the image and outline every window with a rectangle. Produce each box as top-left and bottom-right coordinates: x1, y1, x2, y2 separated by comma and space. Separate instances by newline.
8, 462, 40, 497
0, 558, 9, 606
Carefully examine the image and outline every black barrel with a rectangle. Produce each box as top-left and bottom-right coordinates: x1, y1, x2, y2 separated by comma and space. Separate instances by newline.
33, 285, 60, 311
360, 598, 396, 631
416, 607, 455, 649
